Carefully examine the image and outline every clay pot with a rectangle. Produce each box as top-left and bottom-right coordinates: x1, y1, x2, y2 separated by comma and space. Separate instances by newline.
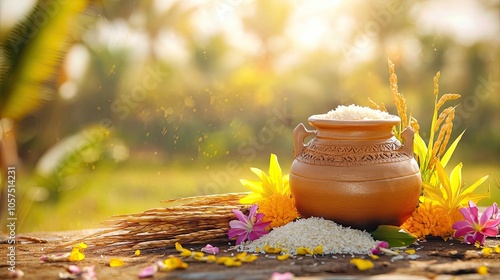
290, 115, 421, 230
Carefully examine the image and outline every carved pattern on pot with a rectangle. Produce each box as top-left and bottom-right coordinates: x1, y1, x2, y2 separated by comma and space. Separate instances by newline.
296, 139, 412, 167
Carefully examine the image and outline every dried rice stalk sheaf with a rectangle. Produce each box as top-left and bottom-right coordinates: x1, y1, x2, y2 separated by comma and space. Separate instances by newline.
75, 193, 248, 254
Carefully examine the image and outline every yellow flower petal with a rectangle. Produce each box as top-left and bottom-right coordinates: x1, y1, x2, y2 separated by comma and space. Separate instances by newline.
205, 255, 217, 262
277, 254, 290, 261
68, 247, 85, 262
175, 242, 184, 252
264, 245, 282, 254
239, 179, 265, 194
239, 191, 264, 204
239, 154, 291, 205
109, 258, 125, 267
313, 245, 323, 255
494, 245, 500, 254
180, 249, 193, 257
236, 252, 248, 260
369, 254, 379, 260
481, 247, 493, 257
297, 247, 313, 255
164, 257, 188, 270
237, 252, 257, 263
217, 257, 230, 264
77, 243, 88, 249
350, 258, 374, 271
135, 250, 141, 256
268, 154, 283, 193
405, 249, 416, 255
192, 252, 205, 260
477, 265, 488, 275
224, 258, 242, 267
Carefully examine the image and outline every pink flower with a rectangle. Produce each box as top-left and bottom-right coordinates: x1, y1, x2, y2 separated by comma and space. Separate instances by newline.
228, 204, 270, 245
452, 201, 500, 246
138, 264, 158, 278
271, 272, 294, 280
201, 244, 219, 254
371, 241, 389, 255
68, 265, 81, 274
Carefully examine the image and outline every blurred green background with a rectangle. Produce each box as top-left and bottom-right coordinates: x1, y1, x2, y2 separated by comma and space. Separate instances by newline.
0, 0, 498, 232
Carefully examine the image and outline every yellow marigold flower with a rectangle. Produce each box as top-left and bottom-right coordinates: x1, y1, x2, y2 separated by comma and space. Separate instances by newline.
134, 250, 141, 256
109, 258, 125, 267
350, 258, 374, 271
477, 265, 488, 275
163, 257, 188, 271
277, 254, 290, 261
401, 200, 454, 239
257, 193, 299, 230
239, 154, 290, 204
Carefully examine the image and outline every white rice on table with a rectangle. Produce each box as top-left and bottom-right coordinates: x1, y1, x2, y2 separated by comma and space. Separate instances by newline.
315, 104, 391, 120
242, 217, 377, 255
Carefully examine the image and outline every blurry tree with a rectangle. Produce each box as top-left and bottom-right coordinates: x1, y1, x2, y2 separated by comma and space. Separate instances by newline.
0, 0, 91, 224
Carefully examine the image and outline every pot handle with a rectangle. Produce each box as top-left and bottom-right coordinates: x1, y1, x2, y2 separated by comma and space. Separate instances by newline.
293, 123, 316, 158
400, 126, 415, 158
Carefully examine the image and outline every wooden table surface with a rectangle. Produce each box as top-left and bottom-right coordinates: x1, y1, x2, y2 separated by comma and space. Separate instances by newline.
1, 229, 499, 280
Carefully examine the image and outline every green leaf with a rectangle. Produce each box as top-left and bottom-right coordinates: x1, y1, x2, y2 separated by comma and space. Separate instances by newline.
440, 130, 465, 168
370, 225, 417, 247
413, 132, 428, 166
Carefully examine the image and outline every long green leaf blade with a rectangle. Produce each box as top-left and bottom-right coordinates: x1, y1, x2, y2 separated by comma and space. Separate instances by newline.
370, 225, 417, 247
440, 130, 465, 168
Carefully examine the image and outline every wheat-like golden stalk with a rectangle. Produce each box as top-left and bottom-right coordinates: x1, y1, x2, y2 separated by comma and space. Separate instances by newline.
410, 116, 420, 134
430, 106, 456, 168
436, 93, 461, 112
433, 71, 441, 96
437, 109, 455, 158
434, 107, 453, 132
368, 98, 382, 111
388, 59, 408, 128
70, 193, 248, 254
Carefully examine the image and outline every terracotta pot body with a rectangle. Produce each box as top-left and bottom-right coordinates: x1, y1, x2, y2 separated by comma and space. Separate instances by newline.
290, 115, 421, 230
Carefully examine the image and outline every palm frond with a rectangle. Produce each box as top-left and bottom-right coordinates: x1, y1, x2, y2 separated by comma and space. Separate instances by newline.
0, 0, 87, 120
35, 125, 110, 200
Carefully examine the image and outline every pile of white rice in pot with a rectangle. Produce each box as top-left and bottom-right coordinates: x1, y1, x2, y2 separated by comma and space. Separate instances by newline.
242, 217, 377, 255
315, 104, 392, 120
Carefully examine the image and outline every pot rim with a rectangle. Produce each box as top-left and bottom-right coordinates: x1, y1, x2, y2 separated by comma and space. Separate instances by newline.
308, 114, 401, 127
